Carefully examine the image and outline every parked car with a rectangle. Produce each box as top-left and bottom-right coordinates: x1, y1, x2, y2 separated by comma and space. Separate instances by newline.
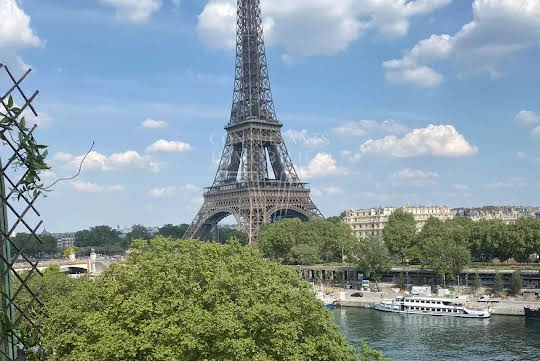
351, 292, 364, 298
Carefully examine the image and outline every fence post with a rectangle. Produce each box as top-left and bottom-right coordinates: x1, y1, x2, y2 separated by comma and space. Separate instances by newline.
0, 159, 17, 360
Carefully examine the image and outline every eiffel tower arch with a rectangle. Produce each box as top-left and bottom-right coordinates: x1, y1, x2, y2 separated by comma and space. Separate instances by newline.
184, 0, 322, 244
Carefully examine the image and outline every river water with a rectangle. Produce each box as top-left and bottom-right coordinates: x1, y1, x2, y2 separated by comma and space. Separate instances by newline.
333, 308, 540, 361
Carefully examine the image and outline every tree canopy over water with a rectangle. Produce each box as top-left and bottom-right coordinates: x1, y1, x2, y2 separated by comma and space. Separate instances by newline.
41, 237, 368, 361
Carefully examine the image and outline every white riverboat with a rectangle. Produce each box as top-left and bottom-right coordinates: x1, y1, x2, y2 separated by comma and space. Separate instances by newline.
375, 295, 491, 318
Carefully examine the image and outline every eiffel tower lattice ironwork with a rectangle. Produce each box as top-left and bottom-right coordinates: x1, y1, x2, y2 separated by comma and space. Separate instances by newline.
184, 0, 322, 244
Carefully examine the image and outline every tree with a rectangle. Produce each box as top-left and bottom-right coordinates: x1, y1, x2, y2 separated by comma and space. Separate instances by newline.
289, 244, 320, 265
319, 222, 357, 263
327, 211, 346, 224
258, 218, 301, 261
358, 342, 392, 361
127, 224, 152, 242
396, 273, 406, 290
510, 271, 522, 295
11, 232, 58, 257
416, 217, 471, 286
42, 237, 363, 361
493, 272, 504, 295
63, 246, 79, 258
217, 227, 249, 246
383, 209, 416, 264
75, 225, 120, 248
472, 273, 482, 294
158, 224, 189, 239
14, 266, 82, 355
353, 236, 391, 285
508, 217, 540, 262
418, 235, 470, 287
258, 218, 357, 264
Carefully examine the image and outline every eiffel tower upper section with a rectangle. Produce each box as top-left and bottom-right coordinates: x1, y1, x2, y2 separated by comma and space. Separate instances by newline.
230, 0, 276, 126
183, 0, 321, 244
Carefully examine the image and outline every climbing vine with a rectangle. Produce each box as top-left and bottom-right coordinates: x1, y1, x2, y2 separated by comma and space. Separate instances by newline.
0, 96, 50, 199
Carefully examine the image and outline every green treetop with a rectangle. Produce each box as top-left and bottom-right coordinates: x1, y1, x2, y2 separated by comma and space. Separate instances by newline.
383, 208, 416, 264
74, 225, 120, 248
258, 218, 356, 265
493, 272, 504, 295
158, 224, 189, 239
352, 236, 391, 285
42, 237, 361, 361
510, 271, 523, 295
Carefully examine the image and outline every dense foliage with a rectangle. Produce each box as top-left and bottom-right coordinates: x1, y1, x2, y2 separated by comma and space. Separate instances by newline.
13, 266, 81, 357
352, 236, 391, 284
382, 209, 416, 264
42, 237, 364, 361
413, 217, 471, 283
380, 213, 540, 282
11, 232, 57, 257
510, 271, 523, 295
158, 224, 189, 239
258, 218, 356, 265
75, 225, 121, 248
493, 272, 504, 295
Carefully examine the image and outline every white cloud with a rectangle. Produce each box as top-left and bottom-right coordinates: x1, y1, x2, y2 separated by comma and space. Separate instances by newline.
146, 139, 193, 153
197, 0, 451, 57
380, 119, 409, 134
517, 151, 527, 159
532, 126, 540, 137
140, 118, 168, 128
486, 177, 528, 189
390, 168, 440, 187
452, 183, 470, 191
384, 0, 540, 86
311, 186, 344, 197
351, 124, 478, 158
71, 181, 124, 193
515, 110, 540, 125
333, 119, 408, 136
0, 0, 42, 72
101, 0, 162, 22
297, 153, 347, 179
384, 65, 444, 88
0, 0, 42, 49
19, 109, 53, 128
55, 150, 160, 172
149, 184, 200, 198
283, 129, 329, 147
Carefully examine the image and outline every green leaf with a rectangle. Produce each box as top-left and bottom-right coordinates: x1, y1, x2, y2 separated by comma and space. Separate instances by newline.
8, 95, 13, 108
20, 116, 26, 128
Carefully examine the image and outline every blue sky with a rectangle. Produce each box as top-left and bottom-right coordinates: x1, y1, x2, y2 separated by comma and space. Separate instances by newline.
1, 0, 540, 232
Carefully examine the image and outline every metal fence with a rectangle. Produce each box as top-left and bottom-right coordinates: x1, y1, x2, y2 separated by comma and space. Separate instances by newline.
0, 64, 46, 360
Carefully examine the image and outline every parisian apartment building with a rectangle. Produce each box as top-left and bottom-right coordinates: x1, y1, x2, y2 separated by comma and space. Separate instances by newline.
344, 206, 455, 239
345, 205, 540, 239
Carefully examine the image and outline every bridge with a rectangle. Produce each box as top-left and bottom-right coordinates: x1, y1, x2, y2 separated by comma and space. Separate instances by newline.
12, 257, 120, 276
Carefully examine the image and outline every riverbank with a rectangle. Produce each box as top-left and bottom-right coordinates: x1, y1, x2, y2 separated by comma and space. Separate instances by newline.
320, 286, 540, 316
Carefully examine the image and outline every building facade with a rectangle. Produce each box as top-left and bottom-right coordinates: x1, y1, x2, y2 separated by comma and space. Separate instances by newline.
344, 205, 454, 238
52, 232, 76, 250
454, 206, 540, 224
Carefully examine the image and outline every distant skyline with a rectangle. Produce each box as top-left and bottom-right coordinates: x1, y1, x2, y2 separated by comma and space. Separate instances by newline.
1, 0, 539, 231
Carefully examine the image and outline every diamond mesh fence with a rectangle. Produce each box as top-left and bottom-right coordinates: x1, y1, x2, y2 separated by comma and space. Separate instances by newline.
0, 64, 47, 361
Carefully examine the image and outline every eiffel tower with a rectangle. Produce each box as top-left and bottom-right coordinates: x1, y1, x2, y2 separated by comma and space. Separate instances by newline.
183, 0, 322, 244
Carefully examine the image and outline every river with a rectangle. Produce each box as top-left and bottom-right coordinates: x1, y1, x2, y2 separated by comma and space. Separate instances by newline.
333, 308, 540, 361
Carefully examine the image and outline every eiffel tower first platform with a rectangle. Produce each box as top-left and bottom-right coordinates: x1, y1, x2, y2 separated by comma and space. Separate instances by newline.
183, 0, 322, 244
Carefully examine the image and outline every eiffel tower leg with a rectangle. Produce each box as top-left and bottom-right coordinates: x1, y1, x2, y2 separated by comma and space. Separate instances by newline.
183, 202, 213, 240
